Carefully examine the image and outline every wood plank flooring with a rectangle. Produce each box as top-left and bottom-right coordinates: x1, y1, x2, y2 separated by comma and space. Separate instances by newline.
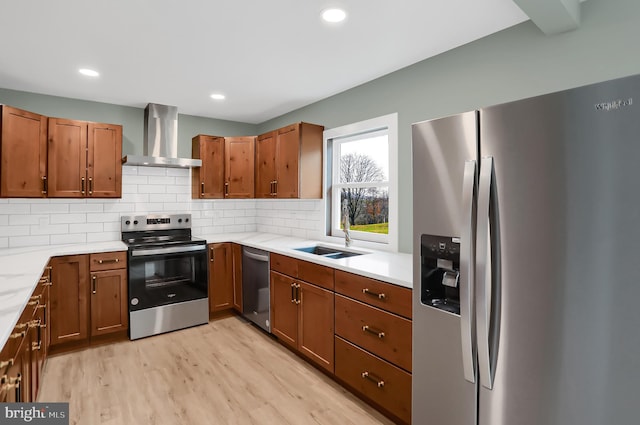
38, 316, 394, 425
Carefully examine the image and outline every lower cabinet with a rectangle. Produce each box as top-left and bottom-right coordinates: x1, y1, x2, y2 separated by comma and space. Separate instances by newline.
270, 255, 335, 374
209, 243, 234, 312
232, 243, 243, 312
50, 251, 128, 351
50, 255, 90, 346
0, 266, 50, 403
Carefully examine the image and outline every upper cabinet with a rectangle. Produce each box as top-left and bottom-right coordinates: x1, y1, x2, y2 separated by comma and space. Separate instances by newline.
48, 118, 122, 198
0, 105, 48, 197
0, 105, 122, 199
192, 135, 255, 199
255, 122, 324, 199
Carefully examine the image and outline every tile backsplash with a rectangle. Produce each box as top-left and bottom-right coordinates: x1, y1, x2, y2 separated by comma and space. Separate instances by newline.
0, 166, 324, 249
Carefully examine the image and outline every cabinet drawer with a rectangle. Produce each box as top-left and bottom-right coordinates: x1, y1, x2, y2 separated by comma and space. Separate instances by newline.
335, 294, 412, 372
270, 254, 335, 290
335, 270, 412, 319
270, 253, 297, 277
335, 336, 411, 424
89, 251, 126, 271
298, 260, 334, 291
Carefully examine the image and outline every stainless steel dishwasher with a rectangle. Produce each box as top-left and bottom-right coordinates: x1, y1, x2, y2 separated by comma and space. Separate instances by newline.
241, 246, 271, 332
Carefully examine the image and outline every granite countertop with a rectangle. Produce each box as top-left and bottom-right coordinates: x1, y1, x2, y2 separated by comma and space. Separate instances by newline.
0, 232, 412, 351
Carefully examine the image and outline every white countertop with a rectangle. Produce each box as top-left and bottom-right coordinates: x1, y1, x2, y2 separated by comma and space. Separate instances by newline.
0, 232, 412, 351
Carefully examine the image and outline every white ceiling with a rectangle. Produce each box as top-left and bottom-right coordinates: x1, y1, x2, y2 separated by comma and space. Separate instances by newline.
0, 1, 530, 124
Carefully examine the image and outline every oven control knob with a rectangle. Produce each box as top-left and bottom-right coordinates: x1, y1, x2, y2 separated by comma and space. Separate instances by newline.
125, 220, 131, 225
185, 218, 189, 223
133, 220, 139, 225
178, 219, 182, 223
131, 298, 139, 306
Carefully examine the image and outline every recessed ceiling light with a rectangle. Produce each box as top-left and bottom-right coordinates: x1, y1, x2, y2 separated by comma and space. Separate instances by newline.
79, 68, 100, 77
210, 93, 226, 100
322, 8, 346, 23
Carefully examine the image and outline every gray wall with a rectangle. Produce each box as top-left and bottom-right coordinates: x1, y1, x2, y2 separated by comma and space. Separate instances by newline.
0, 89, 257, 157
257, 0, 640, 253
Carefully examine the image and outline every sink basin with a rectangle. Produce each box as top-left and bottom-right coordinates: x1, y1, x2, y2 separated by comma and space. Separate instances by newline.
294, 245, 365, 259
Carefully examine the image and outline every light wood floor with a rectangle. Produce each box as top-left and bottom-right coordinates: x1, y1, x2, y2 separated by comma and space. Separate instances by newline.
38, 316, 394, 425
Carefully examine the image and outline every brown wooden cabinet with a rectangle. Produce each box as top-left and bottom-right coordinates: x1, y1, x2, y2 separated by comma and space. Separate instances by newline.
193, 135, 255, 199
270, 253, 335, 373
0, 105, 48, 198
334, 270, 413, 424
49, 255, 90, 346
89, 251, 128, 337
255, 122, 324, 199
0, 270, 50, 403
232, 243, 243, 312
209, 243, 234, 312
48, 118, 122, 198
192, 135, 225, 198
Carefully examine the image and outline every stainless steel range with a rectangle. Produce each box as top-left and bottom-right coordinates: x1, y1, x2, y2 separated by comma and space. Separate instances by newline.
121, 214, 208, 340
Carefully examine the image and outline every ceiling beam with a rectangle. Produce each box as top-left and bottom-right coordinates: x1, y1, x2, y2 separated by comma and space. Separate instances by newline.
513, 0, 581, 35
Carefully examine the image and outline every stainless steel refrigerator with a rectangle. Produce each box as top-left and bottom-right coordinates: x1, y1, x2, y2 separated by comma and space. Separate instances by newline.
412, 73, 640, 425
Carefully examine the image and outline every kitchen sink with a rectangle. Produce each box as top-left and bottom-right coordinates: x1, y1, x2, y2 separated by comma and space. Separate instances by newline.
294, 245, 365, 259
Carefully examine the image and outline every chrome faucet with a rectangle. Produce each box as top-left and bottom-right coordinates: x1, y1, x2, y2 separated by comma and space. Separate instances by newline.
341, 200, 351, 247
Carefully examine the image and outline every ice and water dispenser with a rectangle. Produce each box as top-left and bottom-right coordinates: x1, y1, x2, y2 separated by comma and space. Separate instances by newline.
420, 234, 461, 315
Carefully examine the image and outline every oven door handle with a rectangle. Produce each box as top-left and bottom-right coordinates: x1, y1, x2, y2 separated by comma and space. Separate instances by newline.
130, 244, 207, 257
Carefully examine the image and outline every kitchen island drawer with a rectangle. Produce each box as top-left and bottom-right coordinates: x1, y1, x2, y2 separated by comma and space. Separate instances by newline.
335, 336, 411, 424
89, 251, 126, 271
335, 294, 412, 372
335, 270, 411, 318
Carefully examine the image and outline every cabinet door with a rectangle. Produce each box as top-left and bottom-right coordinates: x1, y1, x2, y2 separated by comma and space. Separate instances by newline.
192, 135, 225, 198
0, 106, 47, 197
232, 243, 243, 312
255, 131, 277, 198
298, 281, 334, 373
209, 243, 233, 311
49, 255, 89, 345
275, 124, 300, 198
270, 271, 298, 349
87, 123, 122, 198
90, 269, 128, 336
225, 136, 255, 198
48, 118, 88, 198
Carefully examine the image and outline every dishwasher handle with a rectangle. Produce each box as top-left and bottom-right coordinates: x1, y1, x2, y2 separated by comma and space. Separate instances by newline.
243, 248, 269, 262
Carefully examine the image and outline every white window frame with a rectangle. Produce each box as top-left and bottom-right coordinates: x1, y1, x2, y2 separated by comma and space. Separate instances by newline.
322, 113, 398, 252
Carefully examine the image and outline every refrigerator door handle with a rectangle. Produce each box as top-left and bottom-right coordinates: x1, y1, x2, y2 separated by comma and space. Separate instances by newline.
477, 156, 495, 389
460, 159, 477, 384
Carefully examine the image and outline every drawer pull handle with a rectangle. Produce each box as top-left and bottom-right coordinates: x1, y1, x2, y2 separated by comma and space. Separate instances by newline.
37, 304, 46, 310
27, 300, 39, 307
28, 319, 41, 329
14, 323, 27, 330
362, 325, 385, 339
0, 359, 14, 369
291, 282, 296, 303
30, 294, 42, 301
362, 288, 386, 300
2, 382, 19, 391
295, 283, 301, 305
32, 341, 41, 351
98, 258, 119, 264
361, 371, 385, 388
9, 331, 25, 339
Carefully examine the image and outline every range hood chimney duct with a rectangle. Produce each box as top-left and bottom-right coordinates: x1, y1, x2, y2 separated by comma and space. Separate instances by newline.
122, 103, 201, 168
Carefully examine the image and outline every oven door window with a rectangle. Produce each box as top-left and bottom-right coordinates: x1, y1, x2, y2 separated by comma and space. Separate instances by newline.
128, 249, 208, 311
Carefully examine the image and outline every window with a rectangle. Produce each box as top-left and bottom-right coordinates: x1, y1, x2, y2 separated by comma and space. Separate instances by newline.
323, 113, 398, 251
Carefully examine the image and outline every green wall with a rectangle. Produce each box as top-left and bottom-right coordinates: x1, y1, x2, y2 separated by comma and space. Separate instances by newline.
257, 0, 640, 253
2, 0, 639, 253
0, 89, 257, 157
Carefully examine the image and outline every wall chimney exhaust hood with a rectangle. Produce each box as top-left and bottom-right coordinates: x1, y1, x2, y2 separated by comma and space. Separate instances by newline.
122, 103, 202, 168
